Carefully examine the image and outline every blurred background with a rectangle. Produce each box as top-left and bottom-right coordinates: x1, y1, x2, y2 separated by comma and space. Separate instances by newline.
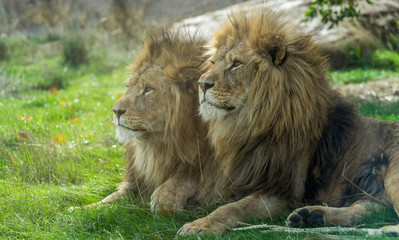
1, 1, 399, 239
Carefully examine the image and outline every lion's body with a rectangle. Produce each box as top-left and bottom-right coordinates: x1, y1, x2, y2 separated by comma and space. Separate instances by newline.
179, 9, 399, 235
85, 29, 213, 212
306, 113, 395, 208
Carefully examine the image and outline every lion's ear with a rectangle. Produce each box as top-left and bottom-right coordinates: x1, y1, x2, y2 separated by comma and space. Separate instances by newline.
265, 35, 286, 66
252, 34, 286, 66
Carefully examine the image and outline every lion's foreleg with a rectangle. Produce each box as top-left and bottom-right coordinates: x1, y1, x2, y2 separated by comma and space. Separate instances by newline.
150, 173, 198, 214
177, 193, 287, 235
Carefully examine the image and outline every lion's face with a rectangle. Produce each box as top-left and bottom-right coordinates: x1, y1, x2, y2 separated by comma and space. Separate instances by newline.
199, 43, 255, 121
113, 65, 168, 143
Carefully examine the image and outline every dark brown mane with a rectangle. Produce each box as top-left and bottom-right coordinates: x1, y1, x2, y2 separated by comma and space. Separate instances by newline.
304, 95, 358, 201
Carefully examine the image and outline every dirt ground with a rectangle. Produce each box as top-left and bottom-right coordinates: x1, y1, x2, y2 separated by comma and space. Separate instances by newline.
334, 77, 399, 103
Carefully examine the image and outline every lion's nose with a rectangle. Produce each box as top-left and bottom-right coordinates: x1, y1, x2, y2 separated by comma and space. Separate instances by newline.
199, 82, 214, 92
112, 108, 126, 118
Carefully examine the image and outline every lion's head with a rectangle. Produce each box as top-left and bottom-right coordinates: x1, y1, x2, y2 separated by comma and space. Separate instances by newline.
200, 9, 333, 142
114, 28, 207, 144
199, 9, 335, 199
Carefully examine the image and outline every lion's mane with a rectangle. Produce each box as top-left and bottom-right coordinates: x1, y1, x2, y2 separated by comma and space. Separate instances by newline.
122, 29, 210, 197
204, 10, 348, 204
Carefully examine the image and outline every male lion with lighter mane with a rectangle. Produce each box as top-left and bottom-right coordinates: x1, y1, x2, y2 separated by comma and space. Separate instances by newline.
178, 9, 399, 236
83, 28, 213, 213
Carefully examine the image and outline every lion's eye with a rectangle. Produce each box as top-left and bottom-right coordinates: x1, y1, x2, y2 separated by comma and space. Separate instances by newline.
209, 60, 216, 65
142, 87, 153, 96
229, 60, 242, 70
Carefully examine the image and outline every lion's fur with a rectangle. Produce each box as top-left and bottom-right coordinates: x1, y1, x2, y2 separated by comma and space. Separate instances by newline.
113, 28, 211, 199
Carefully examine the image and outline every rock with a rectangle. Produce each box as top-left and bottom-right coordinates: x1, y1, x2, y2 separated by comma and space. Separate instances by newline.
175, 0, 399, 69
335, 78, 399, 103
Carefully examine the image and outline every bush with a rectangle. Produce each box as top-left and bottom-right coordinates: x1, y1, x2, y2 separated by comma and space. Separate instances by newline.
63, 37, 87, 67
0, 40, 9, 61
371, 50, 399, 70
41, 69, 69, 90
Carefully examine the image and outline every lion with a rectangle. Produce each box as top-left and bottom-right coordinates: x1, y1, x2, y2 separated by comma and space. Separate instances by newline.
82, 28, 213, 213
178, 9, 399, 236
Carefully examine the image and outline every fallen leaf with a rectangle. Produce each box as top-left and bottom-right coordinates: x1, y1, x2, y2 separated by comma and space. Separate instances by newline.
59, 100, 67, 106
158, 208, 174, 216
58, 133, 66, 143
49, 86, 58, 93
70, 118, 82, 123
51, 133, 66, 144
18, 132, 29, 140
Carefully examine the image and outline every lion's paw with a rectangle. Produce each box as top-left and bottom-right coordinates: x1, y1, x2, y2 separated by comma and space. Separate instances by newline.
178, 222, 206, 235
369, 225, 399, 237
178, 217, 227, 235
286, 207, 325, 227
150, 185, 185, 214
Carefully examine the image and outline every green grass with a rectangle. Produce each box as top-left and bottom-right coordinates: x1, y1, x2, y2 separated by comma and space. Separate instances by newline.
330, 49, 399, 84
1, 33, 399, 239
331, 69, 399, 85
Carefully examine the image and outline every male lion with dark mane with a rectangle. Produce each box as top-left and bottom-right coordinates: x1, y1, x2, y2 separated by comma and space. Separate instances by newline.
82, 28, 213, 213
178, 9, 399, 235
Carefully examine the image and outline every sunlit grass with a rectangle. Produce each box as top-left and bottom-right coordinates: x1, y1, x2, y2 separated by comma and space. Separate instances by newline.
330, 69, 399, 85
0, 69, 126, 185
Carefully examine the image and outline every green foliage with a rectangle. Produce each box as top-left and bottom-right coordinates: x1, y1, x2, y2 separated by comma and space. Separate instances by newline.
372, 49, 399, 70
307, 0, 373, 27
45, 32, 61, 42
0, 39, 9, 61
63, 37, 88, 67
345, 45, 399, 70
346, 44, 368, 68
40, 67, 69, 89
385, 33, 399, 53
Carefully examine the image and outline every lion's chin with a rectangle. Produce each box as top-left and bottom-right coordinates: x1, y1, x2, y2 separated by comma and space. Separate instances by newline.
115, 126, 144, 143
199, 101, 230, 122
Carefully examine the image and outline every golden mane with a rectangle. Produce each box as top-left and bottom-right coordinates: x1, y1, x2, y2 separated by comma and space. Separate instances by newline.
131, 28, 207, 85
204, 10, 335, 202
122, 28, 210, 195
